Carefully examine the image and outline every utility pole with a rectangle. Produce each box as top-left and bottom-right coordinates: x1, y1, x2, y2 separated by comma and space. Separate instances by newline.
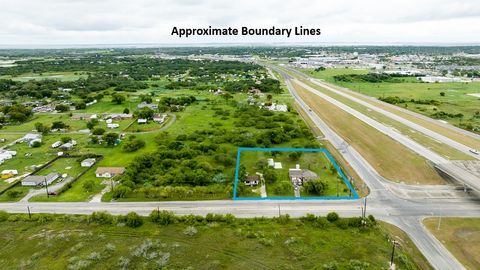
364, 197, 367, 218
390, 241, 397, 268
44, 180, 50, 198
27, 206, 31, 219
278, 204, 281, 217
437, 216, 442, 230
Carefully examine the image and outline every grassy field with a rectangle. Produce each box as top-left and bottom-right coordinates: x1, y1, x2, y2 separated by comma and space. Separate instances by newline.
304, 68, 480, 135
0, 71, 88, 82
239, 150, 351, 198
423, 218, 480, 269
0, 212, 429, 269
296, 78, 473, 160
292, 81, 445, 185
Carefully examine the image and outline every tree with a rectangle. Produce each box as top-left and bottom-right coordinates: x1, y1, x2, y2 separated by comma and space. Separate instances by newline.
86, 119, 99, 130
90, 136, 99, 144
34, 122, 50, 134
82, 180, 95, 192
103, 132, 119, 146
122, 135, 145, 152
61, 136, 72, 143
123, 108, 130, 114
55, 104, 69, 112
135, 107, 154, 119
92, 127, 106, 136
263, 168, 277, 184
112, 93, 126, 104
440, 92, 445, 97
288, 151, 302, 161
140, 94, 153, 103
238, 165, 247, 182
74, 101, 86, 110
51, 121, 69, 130
303, 179, 328, 195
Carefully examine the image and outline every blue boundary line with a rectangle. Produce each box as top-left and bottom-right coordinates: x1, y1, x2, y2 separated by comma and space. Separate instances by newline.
233, 147, 359, 200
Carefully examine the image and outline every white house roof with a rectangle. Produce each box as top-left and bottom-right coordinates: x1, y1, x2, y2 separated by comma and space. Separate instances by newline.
1, 169, 18, 175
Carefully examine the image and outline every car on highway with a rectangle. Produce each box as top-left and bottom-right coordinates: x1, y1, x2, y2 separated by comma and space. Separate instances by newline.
469, 149, 479, 155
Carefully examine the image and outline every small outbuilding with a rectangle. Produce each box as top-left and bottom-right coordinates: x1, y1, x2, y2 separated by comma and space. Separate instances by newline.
81, 158, 96, 168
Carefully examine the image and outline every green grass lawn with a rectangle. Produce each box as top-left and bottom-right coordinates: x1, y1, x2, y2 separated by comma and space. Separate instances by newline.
0, 113, 87, 133
304, 68, 480, 132
0, 213, 429, 270
3, 71, 88, 82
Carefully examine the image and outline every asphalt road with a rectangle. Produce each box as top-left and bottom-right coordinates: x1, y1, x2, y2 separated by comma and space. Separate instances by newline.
292, 77, 480, 192
308, 78, 480, 160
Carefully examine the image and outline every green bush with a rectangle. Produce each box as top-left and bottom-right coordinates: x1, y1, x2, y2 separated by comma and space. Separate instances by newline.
149, 210, 176, 225
326, 212, 339, 222
89, 211, 115, 224
0, 210, 8, 221
125, 212, 143, 228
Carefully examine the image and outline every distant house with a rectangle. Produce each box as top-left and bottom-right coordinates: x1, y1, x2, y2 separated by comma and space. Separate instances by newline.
21, 133, 42, 143
288, 164, 318, 186
107, 123, 120, 129
274, 162, 283, 169
245, 175, 260, 186
21, 175, 46, 186
95, 167, 125, 178
106, 113, 133, 120
45, 173, 60, 184
267, 103, 288, 112
1, 169, 18, 179
21, 173, 59, 186
71, 114, 93, 120
137, 102, 158, 110
51, 141, 62, 148
106, 119, 113, 124
60, 142, 74, 150
153, 114, 167, 123
81, 158, 96, 168
137, 118, 147, 124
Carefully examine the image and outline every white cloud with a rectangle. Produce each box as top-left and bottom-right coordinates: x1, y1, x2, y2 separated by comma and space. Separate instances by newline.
0, 0, 479, 45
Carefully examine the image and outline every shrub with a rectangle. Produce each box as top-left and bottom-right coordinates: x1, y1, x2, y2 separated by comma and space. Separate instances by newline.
149, 210, 176, 225
326, 212, 339, 222
82, 180, 95, 192
125, 212, 143, 228
6, 189, 22, 198
276, 214, 290, 224
0, 210, 8, 221
89, 211, 115, 224
183, 226, 198, 236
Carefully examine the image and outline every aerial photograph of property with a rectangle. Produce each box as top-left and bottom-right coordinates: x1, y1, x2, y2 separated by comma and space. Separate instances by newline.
0, 0, 479, 269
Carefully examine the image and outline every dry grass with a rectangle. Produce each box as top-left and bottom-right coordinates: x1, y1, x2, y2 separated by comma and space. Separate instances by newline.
423, 218, 480, 270
293, 81, 445, 185
294, 102, 368, 196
